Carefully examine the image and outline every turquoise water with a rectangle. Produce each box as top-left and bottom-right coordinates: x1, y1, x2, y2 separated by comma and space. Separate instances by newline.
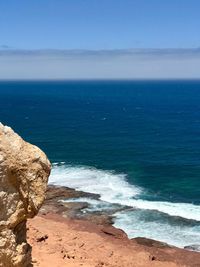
0, 80, 200, 248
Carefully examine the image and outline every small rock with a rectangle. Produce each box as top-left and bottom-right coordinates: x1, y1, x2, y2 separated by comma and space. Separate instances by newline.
149, 255, 156, 261
36, 234, 49, 242
79, 243, 85, 248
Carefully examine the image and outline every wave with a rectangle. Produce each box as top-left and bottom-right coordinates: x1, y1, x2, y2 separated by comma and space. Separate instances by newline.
114, 209, 200, 248
49, 163, 200, 248
49, 163, 142, 201
118, 199, 200, 221
49, 163, 200, 222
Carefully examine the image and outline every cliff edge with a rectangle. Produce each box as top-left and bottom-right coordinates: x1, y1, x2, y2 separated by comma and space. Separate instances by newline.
0, 123, 51, 267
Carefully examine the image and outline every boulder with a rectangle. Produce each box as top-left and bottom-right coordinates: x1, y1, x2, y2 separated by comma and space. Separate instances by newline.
0, 123, 51, 267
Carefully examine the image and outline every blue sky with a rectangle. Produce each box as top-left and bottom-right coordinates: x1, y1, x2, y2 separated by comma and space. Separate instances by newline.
1, 0, 200, 49
0, 1, 200, 79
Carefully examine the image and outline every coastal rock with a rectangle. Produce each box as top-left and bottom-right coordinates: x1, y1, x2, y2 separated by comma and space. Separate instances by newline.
101, 225, 128, 239
184, 244, 200, 252
0, 123, 51, 267
39, 185, 99, 218
40, 185, 126, 225
134, 237, 172, 248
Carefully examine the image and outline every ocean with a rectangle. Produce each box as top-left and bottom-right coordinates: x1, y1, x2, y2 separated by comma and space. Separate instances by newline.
0, 80, 200, 248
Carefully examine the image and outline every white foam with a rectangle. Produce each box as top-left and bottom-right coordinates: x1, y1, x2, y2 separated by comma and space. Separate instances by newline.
114, 210, 200, 248
49, 163, 142, 201
120, 199, 200, 222
49, 163, 200, 222
49, 163, 200, 248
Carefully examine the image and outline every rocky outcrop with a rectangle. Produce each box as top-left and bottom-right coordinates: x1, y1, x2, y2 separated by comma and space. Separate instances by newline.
0, 123, 51, 267
39, 185, 126, 225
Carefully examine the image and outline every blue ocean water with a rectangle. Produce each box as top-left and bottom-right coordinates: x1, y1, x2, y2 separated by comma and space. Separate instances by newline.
0, 80, 200, 248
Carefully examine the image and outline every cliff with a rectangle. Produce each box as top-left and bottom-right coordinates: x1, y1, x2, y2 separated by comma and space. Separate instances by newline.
0, 123, 51, 267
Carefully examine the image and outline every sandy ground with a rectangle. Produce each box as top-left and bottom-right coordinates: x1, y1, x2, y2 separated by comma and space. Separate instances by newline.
27, 213, 200, 267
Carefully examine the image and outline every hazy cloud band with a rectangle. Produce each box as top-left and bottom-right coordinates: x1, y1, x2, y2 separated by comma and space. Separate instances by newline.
0, 48, 200, 79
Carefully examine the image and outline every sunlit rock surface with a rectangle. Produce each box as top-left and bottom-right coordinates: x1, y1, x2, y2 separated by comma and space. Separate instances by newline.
0, 123, 51, 266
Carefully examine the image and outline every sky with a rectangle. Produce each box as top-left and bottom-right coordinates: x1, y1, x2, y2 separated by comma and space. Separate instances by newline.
0, 0, 200, 79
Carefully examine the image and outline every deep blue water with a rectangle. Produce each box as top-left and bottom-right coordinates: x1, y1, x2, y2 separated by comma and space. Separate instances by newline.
1, 80, 200, 247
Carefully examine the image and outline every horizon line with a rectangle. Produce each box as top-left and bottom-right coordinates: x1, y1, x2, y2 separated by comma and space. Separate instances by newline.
1, 78, 200, 82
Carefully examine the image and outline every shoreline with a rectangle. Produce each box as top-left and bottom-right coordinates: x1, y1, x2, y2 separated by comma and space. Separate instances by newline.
27, 184, 200, 266
42, 185, 200, 251
39, 184, 128, 226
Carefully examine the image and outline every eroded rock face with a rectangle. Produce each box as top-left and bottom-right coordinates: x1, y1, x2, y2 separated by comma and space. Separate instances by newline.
0, 123, 51, 267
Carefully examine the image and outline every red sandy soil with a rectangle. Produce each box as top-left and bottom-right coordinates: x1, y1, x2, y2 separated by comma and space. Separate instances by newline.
27, 213, 200, 267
